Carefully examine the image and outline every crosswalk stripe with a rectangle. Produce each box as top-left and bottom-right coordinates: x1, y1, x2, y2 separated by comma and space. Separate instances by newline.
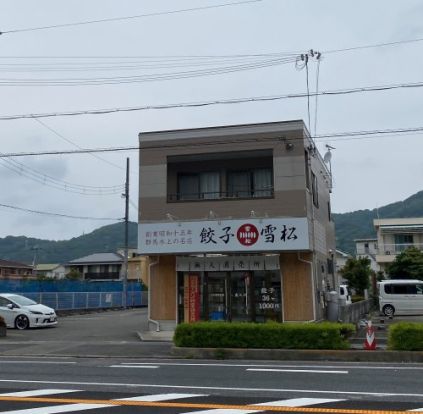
118, 393, 206, 402
0, 390, 80, 397
0, 391, 207, 414
182, 397, 345, 414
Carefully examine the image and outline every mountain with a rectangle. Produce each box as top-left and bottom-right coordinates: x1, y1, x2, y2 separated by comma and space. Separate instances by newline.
333, 190, 423, 254
1, 190, 423, 263
0, 222, 138, 264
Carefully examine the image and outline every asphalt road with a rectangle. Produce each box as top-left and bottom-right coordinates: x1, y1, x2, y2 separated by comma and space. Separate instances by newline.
0, 357, 423, 413
0, 308, 172, 358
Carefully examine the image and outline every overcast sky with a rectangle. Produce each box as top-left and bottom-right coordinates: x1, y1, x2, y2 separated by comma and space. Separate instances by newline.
1, 0, 422, 241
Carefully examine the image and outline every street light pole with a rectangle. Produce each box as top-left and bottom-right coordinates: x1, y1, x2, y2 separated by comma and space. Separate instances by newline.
123, 157, 129, 309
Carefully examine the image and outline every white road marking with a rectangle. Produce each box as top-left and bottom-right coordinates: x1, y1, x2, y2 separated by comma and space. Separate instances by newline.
109, 364, 159, 369
0, 392, 206, 414
118, 361, 423, 370
247, 368, 348, 374
0, 378, 421, 398
183, 397, 344, 414
0, 361, 76, 365
0, 389, 80, 397
409, 409, 423, 412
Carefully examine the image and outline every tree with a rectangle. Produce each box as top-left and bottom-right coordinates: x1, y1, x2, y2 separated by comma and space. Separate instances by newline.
339, 257, 371, 294
65, 269, 82, 280
387, 247, 423, 279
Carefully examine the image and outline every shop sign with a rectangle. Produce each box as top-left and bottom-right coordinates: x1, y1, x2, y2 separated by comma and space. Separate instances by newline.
139, 217, 309, 254
183, 274, 200, 322
176, 255, 279, 272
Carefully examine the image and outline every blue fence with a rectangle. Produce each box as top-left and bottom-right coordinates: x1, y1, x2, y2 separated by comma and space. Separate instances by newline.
0, 280, 146, 310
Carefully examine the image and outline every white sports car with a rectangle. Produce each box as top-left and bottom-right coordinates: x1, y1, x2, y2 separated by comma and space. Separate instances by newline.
0, 293, 57, 329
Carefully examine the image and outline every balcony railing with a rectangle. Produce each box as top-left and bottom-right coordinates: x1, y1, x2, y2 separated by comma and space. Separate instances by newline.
377, 243, 423, 256
167, 188, 274, 202
84, 272, 121, 280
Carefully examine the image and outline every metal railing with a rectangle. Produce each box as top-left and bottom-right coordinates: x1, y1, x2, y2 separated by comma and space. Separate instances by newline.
377, 243, 423, 255
19, 291, 148, 311
167, 188, 274, 202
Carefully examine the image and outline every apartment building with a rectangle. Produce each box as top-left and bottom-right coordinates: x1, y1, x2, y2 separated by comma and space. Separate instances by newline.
138, 120, 335, 331
374, 218, 423, 272
355, 238, 380, 273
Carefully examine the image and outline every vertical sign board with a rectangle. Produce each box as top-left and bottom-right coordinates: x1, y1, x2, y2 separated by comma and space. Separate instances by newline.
184, 274, 200, 323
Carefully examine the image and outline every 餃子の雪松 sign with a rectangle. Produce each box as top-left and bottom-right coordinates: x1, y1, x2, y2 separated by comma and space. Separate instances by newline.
138, 217, 309, 254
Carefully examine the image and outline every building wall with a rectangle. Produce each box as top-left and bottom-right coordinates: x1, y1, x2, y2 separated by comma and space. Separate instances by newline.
150, 255, 176, 320
280, 252, 314, 321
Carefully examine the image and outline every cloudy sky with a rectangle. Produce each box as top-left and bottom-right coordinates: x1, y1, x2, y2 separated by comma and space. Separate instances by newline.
0, 0, 422, 241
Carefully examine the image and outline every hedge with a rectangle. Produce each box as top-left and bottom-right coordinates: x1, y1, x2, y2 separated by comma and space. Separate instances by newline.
388, 322, 423, 351
173, 322, 355, 350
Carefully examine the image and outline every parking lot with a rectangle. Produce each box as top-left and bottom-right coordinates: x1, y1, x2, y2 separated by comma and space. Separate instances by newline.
0, 308, 173, 358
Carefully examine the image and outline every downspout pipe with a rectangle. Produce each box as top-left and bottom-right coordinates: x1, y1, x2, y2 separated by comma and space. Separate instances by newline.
148, 257, 160, 332
297, 252, 317, 322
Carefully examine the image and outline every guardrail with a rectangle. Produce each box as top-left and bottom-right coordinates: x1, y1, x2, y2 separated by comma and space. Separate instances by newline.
18, 291, 148, 311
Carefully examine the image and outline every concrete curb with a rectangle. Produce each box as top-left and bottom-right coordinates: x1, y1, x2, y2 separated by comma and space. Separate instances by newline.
171, 346, 423, 362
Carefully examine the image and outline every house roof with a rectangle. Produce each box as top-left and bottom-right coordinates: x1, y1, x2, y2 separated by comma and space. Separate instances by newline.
36, 264, 62, 271
336, 249, 351, 258
0, 259, 32, 269
68, 253, 124, 265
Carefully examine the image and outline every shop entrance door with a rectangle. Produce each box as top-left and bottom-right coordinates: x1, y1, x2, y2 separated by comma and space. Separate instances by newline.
207, 273, 228, 321
230, 272, 254, 322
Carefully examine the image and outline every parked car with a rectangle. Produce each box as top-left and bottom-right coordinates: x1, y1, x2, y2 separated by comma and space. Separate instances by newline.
0, 293, 57, 329
378, 279, 423, 317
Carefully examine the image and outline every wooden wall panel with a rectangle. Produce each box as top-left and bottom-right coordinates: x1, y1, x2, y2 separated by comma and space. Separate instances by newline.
280, 253, 314, 321
150, 255, 176, 320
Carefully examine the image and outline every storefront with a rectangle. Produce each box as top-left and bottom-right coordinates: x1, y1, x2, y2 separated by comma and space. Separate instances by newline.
176, 255, 282, 323
139, 217, 311, 325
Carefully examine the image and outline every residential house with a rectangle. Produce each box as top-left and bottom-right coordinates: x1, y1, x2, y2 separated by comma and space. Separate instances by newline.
374, 218, 423, 273
36, 264, 66, 279
355, 238, 380, 273
138, 120, 335, 332
0, 259, 33, 279
335, 249, 351, 283
66, 253, 124, 280
117, 248, 149, 286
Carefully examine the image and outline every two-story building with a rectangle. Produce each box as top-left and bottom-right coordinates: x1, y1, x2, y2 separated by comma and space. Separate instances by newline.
355, 238, 380, 273
374, 218, 423, 272
66, 253, 124, 280
138, 120, 336, 332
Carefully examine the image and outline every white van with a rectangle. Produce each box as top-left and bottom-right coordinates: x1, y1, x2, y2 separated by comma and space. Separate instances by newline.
378, 279, 423, 316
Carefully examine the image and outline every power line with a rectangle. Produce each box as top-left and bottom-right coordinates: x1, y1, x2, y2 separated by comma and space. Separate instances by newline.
0, 0, 262, 35
2, 125, 423, 159
0, 202, 123, 221
1, 78, 421, 121
0, 56, 296, 86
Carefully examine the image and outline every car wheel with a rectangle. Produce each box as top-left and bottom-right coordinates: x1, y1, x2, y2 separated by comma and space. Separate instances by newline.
383, 304, 395, 317
15, 315, 30, 330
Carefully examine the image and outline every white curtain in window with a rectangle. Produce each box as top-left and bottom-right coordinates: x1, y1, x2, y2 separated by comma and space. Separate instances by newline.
228, 171, 251, 197
179, 175, 199, 200
253, 169, 272, 197
200, 172, 220, 199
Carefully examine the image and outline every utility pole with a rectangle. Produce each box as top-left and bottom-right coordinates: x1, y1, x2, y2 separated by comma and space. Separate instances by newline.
123, 157, 129, 309
32, 245, 39, 278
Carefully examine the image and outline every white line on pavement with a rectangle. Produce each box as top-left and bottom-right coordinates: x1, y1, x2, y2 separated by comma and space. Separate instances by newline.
0, 390, 80, 397
109, 365, 159, 369
0, 379, 421, 398
0, 361, 76, 365
247, 368, 349, 374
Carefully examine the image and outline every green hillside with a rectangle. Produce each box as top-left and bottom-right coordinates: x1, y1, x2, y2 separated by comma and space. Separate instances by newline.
333, 190, 423, 254
0, 222, 138, 264
1, 190, 423, 263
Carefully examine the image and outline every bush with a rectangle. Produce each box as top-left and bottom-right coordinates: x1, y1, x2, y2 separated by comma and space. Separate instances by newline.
173, 322, 355, 350
0, 316, 6, 328
388, 322, 423, 351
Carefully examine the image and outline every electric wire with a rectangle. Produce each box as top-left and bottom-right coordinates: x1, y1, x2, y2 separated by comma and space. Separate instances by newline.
0, 56, 297, 86
2, 125, 423, 159
1, 79, 422, 121
0, 0, 262, 35
0, 202, 123, 221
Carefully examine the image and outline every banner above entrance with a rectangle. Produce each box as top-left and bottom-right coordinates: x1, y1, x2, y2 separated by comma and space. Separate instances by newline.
138, 217, 309, 254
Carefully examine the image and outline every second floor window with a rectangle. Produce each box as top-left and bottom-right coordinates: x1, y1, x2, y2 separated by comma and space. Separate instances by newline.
178, 171, 220, 200
394, 234, 413, 252
227, 168, 272, 198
